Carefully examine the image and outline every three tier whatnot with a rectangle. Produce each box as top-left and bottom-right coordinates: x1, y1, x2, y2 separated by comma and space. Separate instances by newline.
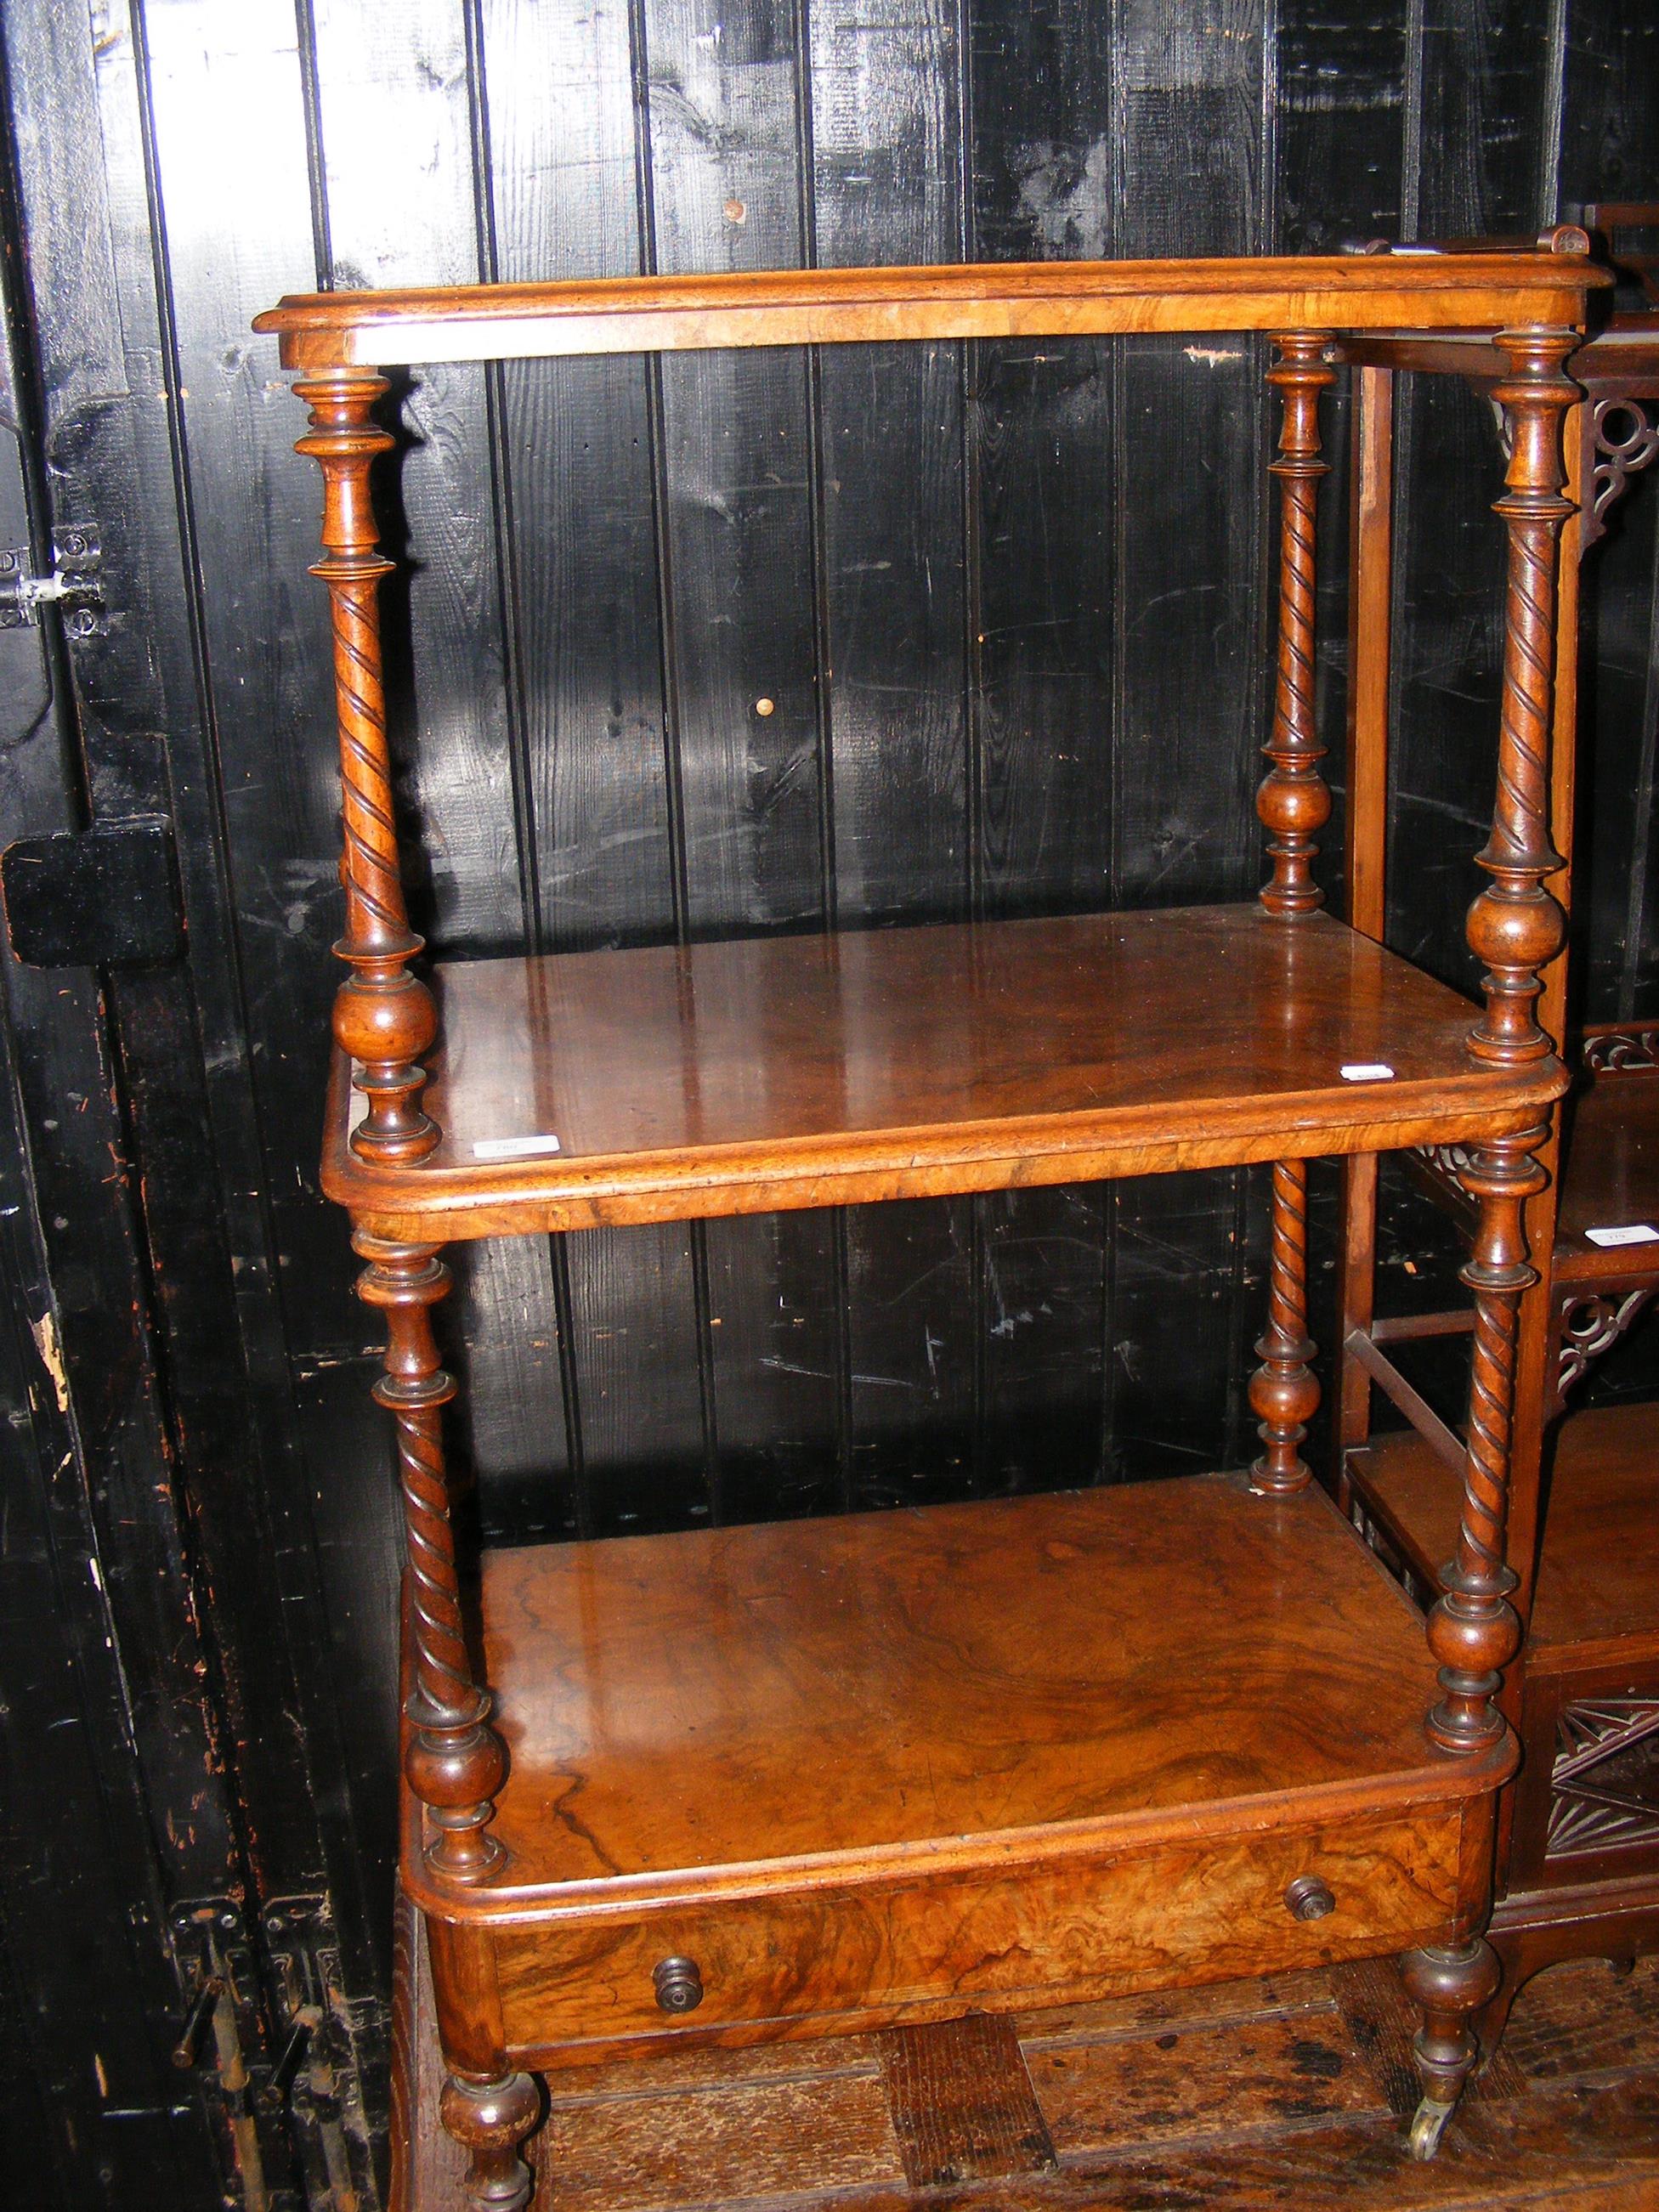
254, 240, 1606, 2205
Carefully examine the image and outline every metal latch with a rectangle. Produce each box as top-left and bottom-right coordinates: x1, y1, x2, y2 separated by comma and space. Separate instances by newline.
0, 524, 105, 636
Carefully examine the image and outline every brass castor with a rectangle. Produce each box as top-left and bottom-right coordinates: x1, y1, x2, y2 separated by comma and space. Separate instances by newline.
1407, 2095, 1456, 2162
1399, 1936, 1499, 2161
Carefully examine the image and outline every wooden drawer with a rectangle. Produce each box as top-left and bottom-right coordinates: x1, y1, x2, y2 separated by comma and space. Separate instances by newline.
491, 1805, 1464, 2066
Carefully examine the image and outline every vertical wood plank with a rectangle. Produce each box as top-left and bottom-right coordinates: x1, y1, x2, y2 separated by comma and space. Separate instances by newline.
478, 0, 677, 953
812, 0, 967, 925
846, 1195, 978, 1511
637, 0, 843, 1523
1386, 0, 1557, 990
476, 0, 678, 1536
877, 2017, 1057, 2183
308, 0, 524, 953
142, 0, 412, 1943
1105, 0, 1271, 1478
564, 1221, 712, 1537
1277, 0, 1409, 252
970, 0, 1115, 916
1276, 0, 1411, 911
705, 1208, 841, 1525
309, 0, 578, 1556
34, 0, 399, 2006
1559, 8, 1659, 1021
965, 0, 1114, 1494
1344, 367, 1396, 942
811, 0, 978, 1508
648, 0, 824, 937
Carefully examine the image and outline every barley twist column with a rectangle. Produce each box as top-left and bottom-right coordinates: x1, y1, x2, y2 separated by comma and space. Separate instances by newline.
1423, 1125, 1548, 1751
1249, 1159, 1317, 1493
1258, 332, 1336, 916
355, 1231, 507, 1881
295, 371, 439, 1161
1466, 331, 1577, 1064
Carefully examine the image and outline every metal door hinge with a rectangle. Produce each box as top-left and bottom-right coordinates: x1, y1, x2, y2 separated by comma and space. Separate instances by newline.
0, 523, 105, 635
263, 1895, 379, 2212
170, 1898, 299, 2212
0, 817, 182, 966
169, 1893, 378, 2212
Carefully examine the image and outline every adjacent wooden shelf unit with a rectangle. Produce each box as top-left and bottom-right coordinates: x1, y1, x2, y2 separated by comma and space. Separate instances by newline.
1334, 214, 1659, 2046
255, 240, 1607, 2206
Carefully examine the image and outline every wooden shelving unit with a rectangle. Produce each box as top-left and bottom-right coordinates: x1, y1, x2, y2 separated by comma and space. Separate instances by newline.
254, 240, 1605, 2207
1334, 207, 1659, 2045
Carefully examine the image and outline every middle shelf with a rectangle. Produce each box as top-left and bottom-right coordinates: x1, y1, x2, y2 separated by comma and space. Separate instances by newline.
327, 902, 1563, 1241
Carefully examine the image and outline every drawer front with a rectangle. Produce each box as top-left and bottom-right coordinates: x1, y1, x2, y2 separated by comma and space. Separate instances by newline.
495, 1807, 1464, 2063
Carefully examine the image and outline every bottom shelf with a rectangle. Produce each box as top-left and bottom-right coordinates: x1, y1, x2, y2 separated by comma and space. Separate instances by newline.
1345, 1401, 1659, 1661
406, 1476, 1509, 2066
470, 1474, 1491, 1896
392, 1890, 1659, 2212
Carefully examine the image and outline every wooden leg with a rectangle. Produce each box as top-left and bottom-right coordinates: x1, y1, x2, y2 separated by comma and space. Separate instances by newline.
1399, 1938, 1501, 2158
439, 2068, 541, 2212
1249, 1158, 1318, 1494
355, 1230, 508, 1882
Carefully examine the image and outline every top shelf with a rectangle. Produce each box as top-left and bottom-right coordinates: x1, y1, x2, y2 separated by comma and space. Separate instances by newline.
326, 906, 1564, 1242
253, 252, 1609, 370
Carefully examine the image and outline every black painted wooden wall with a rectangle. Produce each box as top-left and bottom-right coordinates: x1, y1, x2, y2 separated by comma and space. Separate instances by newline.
1, 4, 1656, 2204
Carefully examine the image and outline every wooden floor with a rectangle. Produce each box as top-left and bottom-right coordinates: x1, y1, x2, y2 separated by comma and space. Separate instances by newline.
399, 1905, 1659, 2211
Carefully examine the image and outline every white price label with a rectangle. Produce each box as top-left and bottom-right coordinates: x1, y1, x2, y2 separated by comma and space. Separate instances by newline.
1583, 1223, 1659, 1247
1339, 1063, 1396, 1082
473, 1133, 563, 1161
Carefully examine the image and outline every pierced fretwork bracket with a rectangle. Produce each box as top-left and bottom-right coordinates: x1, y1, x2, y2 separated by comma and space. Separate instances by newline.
1555, 1287, 1659, 1410
1583, 396, 1659, 548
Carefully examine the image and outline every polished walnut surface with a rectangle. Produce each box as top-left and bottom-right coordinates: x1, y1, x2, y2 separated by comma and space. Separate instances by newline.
1347, 1402, 1659, 1660
444, 1474, 1503, 1915
1558, 1073, 1659, 1284
326, 906, 1561, 1239
252, 252, 1606, 371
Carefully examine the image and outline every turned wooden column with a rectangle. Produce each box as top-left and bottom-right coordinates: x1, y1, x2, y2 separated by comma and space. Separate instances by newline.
355, 1232, 507, 1881
1258, 331, 1336, 916
1466, 330, 1577, 1065
295, 370, 440, 1162
1249, 1159, 1317, 1494
440, 2070, 541, 2212
1424, 1124, 1548, 1753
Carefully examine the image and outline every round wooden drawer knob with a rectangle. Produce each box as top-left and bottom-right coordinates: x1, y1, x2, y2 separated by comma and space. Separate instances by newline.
1284, 1875, 1336, 1922
653, 1956, 705, 2014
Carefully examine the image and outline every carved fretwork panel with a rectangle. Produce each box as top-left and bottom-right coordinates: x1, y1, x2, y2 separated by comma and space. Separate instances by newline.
1548, 1698, 1659, 1858
1413, 1141, 1476, 1203
1555, 1288, 1659, 1409
1583, 1027, 1659, 1072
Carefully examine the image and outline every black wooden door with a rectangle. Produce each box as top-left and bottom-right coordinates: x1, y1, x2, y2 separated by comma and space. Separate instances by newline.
0, 7, 389, 2207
